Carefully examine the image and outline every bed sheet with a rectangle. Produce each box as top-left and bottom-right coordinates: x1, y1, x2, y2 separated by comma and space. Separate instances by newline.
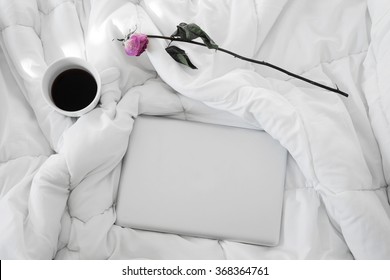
0, 0, 389, 260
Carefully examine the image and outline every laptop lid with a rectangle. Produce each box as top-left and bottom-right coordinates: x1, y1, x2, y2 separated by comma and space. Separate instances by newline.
115, 116, 287, 246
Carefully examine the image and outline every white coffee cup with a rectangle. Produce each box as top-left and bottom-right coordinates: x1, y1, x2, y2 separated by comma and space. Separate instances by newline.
42, 57, 101, 117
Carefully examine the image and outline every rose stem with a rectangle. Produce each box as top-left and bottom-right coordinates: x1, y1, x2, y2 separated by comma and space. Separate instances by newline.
146, 35, 348, 98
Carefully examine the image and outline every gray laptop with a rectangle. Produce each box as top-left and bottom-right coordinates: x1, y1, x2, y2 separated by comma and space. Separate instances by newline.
115, 115, 287, 246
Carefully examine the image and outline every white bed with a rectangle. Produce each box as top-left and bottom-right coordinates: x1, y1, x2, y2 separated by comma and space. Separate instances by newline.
0, 0, 389, 259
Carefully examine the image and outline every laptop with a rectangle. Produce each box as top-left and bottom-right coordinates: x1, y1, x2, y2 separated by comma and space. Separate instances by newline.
115, 115, 287, 246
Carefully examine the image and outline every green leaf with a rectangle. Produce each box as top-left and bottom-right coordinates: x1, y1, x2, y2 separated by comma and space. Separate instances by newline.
171, 23, 194, 40
165, 46, 198, 69
171, 23, 218, 50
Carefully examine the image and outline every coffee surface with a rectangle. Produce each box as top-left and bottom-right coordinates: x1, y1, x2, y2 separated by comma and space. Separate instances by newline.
51, 69, 97, 112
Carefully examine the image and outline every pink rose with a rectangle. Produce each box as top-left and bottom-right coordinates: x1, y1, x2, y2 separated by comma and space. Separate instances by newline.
124, 33, 149, 56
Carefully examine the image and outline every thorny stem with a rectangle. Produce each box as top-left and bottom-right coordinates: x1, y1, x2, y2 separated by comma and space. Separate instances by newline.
146, 34, 348, 98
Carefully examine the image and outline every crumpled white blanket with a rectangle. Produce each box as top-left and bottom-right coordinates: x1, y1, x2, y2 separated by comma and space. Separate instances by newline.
0, 0, 389, 259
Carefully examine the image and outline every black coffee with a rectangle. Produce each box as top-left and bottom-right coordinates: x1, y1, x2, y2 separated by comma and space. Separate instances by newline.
51, 68, 97, 112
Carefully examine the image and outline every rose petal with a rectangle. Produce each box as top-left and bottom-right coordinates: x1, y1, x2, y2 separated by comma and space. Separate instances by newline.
124, 33, 148, 56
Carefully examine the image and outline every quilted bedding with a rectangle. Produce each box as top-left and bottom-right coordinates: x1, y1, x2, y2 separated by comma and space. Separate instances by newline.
0, 0, 389, 259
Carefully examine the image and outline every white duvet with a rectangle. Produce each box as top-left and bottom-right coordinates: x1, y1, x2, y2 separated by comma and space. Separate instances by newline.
0, 0, 389, 259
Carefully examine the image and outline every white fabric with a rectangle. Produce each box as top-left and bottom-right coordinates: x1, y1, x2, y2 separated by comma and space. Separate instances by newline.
0, 0, 389, 259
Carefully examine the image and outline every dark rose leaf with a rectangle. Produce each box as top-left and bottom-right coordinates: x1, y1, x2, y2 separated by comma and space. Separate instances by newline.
165, 46, 198, 69
186, 23, 218, 49
171, 22, 195, 40
171, 23, 218, 50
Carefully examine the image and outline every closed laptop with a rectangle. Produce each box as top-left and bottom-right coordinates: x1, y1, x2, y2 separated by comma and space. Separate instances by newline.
115, 116, 287, 246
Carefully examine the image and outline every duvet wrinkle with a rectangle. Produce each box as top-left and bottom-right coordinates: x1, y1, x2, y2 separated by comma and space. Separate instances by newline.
0, 24, 39, 37
177, 94, 188, 121
37, 0, 74, 16
284, 50, 368, 83
217, 240, 227, 260
69, 205, 114, 224
0, 154, 49, 165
